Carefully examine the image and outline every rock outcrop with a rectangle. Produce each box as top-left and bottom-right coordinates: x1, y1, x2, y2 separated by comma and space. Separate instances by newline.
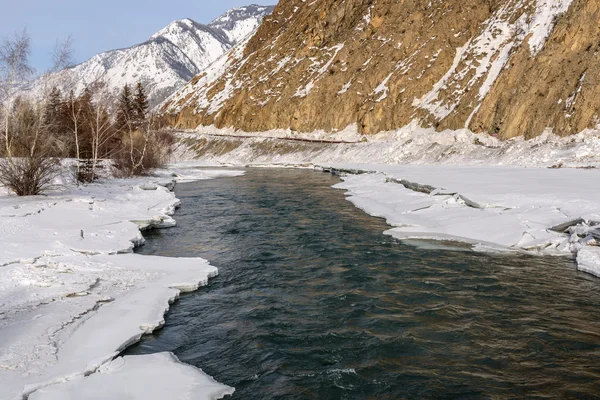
164, 0, 600, 139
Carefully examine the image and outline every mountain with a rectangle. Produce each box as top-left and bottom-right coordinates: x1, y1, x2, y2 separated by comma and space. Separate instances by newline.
26, 4, 274, 107
164, 0, 600, 139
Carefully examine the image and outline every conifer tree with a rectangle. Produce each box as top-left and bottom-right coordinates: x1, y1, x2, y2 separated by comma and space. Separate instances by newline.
44, 86, 62, 133
116, 84, 134, 132
133, 81, 149, 122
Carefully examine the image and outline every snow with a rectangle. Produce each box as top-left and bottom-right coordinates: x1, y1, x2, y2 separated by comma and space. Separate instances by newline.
372, 73, 392, 102
164, 34, 254, 115
577, 246, 600, 278
181, 121, 600, 168
528, 0, 574, 55
412, 11, 516, 119
294, 44, 345, 98
338, 81, 352, 95
412, 42, 469, 119
209, 5, 274, 43
29, 353, 235, 400
186, 123, 366, 144
0, 167, 243, 400
412, 0, 574, 122
330, 165, 599, 258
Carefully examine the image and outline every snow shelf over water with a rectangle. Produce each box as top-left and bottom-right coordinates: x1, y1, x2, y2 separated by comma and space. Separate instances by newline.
327, 164, 600, 276
29, 353, 234, 400
0, 168, 243, 400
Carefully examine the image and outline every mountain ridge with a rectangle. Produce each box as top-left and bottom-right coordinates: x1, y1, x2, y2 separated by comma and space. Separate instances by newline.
24, 4, 274, 107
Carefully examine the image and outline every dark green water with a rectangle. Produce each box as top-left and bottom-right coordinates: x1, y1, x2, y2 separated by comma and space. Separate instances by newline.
127, 168, 600, 399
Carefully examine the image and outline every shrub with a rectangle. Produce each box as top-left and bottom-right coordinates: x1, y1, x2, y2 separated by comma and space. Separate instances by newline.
112, 129, 174, 177
0, 156, 59, 196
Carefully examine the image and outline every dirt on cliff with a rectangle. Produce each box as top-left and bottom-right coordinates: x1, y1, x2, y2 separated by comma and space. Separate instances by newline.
163, 0, 599, 139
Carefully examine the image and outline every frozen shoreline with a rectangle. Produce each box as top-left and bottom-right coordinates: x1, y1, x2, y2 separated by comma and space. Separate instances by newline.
177, 122, 600, 168
0, 167, 243, 400
326, 164, 600, 275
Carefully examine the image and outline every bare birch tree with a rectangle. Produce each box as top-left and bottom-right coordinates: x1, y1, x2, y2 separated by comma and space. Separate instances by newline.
0, 32, 73, 195
87, 84, 117, 181
50, 36, 74, 73
65, 89, 84, 178
19, 37, 73, 161
0, 29, 33, 161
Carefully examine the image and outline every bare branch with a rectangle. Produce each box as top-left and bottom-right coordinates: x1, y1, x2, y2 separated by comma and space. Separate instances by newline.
0, 28, 34, 90
50, 36, 74, 74
1, 28, 33, 161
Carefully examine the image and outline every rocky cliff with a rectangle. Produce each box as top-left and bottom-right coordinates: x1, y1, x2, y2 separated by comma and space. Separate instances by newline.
164, 0, 600, 139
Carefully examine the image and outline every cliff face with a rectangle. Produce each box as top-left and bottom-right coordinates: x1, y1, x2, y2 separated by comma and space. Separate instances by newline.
164, 0, 600, 139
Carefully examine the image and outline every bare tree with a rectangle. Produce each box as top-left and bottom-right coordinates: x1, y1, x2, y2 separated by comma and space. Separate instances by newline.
0, 29, 34, 161
112, 111, 173, 177
86, 84, 117, 181
50, 36, 74, 73
113, 113, 149, 177
0, 30, 68, 196
0, 98, 60, 195
0, 32, 71, 161
65, 89, 83, 177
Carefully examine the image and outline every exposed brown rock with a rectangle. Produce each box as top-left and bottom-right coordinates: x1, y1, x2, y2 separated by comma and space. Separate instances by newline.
164, 0, 599, 139
472, 0, 600, 138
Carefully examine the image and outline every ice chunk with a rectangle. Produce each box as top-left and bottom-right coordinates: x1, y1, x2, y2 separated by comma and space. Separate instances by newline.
577, 247, 600, 278
28, 353, 234, 400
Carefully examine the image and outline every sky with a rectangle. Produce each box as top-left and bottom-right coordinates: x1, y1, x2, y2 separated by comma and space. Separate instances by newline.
0, 0, 279, 73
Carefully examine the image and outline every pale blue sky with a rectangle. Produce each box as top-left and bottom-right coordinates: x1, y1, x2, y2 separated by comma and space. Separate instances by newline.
0, 1, 278, 72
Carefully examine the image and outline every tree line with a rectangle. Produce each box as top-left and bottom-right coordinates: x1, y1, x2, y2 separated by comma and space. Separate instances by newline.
0, 30, 173, 196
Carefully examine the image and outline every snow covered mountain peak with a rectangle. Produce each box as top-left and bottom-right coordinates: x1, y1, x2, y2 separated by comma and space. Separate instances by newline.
208, 4, 276, 43
24, 4, 274, 107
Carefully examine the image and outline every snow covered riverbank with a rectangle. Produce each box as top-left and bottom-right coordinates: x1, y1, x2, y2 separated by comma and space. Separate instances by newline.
326, 164, 600, 276
0, 168, 243, 400
177, 123, 600, 168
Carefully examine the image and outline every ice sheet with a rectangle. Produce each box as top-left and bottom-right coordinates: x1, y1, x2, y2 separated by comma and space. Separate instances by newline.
329, 165, 600, 274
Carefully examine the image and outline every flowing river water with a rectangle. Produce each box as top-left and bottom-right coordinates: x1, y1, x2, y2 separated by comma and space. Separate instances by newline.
127, 168, 600, 399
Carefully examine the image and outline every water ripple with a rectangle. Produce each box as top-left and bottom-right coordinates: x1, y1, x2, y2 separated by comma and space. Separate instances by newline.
127, 169, 600, 399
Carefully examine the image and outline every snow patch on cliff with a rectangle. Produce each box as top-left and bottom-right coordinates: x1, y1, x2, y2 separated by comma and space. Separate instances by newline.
528, 0, 574, 55
414, 0, 574, 121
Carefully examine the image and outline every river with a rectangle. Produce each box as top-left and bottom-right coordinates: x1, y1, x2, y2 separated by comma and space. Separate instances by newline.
126, 168, 600, 399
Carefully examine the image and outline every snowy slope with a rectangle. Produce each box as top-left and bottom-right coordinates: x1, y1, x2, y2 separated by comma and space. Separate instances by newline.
24, 4, 274, 107
162, 35, 253, 115
208, 4, 276, 43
